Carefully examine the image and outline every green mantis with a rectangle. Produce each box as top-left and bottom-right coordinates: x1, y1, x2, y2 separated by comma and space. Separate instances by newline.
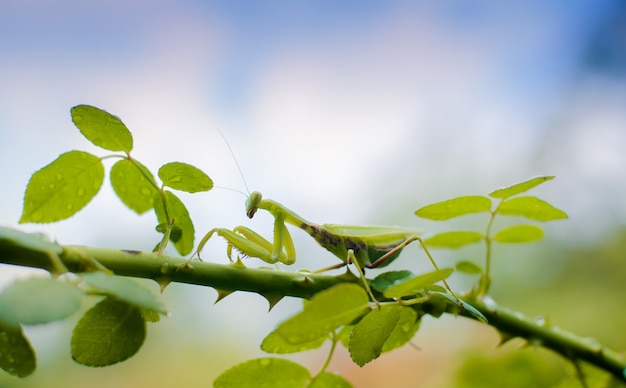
194, 191, 455, 302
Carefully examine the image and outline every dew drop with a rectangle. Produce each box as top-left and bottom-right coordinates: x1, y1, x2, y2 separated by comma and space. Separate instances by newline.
48, 183, 56, 189
77, 188, 85, 196
140, 187, 152, 196
56, 173, 64, 181
160, 262, 170, 274
401, 323, 412, 332
67, 204, 74, 210
259, 358, 271, 367
73, 114, 83, 123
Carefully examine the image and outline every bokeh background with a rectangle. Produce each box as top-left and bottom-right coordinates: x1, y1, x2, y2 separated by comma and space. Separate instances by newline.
1, 1, 625, 387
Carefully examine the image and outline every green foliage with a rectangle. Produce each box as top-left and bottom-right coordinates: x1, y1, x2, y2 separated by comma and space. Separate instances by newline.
71, 104, 133, 153
20, 105, 212, 255
381, 268, 454, 299
348, 305, 406, 366
415, 195, 492, 220
274, 284, 370, 345
79, 272, 167, 314
20, 151, 104, 223
158, 162, 213, 193
416, 175, 568, 297
71, 297, 145, 367
214, 358, 313, 388
110, 159, 158, 214
153, 190, 195, 255
0, 278, 83, 326
0, 322, 36, 377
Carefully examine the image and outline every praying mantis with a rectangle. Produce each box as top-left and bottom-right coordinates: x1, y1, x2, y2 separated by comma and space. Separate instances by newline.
194, 191, 457, 302
192, 131, 458, 303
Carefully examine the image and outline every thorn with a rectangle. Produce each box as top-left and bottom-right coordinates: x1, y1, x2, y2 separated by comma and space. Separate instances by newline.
260, 291, 284, 311
214, 289, 234, 304
154, 277, 172, 293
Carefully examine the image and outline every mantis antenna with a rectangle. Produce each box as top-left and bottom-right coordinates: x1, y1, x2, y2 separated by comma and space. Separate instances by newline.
215, 128, 251, 197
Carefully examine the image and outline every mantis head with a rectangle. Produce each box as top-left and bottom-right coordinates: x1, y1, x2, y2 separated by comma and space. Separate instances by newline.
246, 191, 263, 218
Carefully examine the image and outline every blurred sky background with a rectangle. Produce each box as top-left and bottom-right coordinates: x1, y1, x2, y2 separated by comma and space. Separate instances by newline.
1, 1, 625, 387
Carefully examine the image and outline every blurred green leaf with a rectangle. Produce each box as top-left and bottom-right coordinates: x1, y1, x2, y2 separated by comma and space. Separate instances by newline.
71, 105, 133, 153
455, 261, 483, 275
80, 272, 167, 314
0, 227, 62, 256
425, 231, 484, 249
383, 268, 454, 299
489, 176, 555, 199
261, 329, 327, 354
153, 190, 195, 255
110, 159, 158, 214
310, 372, 353, 388
71, 297, 145, 367
498, 196, 568, 221
214, 358, 310, 388
275, 284, 370, 345
0, 278, 83, 326
415, 196, 492, 220
20, 151, 104, 223
158, 162, 213, 193
493, 225, 544, 243
349, 305, 404, 366
371, 270, 413, 293
0, 322, 36, 377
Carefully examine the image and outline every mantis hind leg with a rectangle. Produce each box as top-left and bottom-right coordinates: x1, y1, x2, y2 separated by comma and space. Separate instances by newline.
367, 235, 461, 306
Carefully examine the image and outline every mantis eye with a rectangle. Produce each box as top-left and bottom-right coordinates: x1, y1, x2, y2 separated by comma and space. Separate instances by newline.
246, 191, 262, 218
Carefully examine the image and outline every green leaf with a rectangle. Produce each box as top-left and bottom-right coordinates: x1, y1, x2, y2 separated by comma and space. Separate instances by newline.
71, 105, 133, 153
261, 329, 327, 354
80, 272, 167, 314
0, 227, 62, 256
214, 358, 310, 388
492, 225, 544, 243
383, 268, 454, 299
158, 162, 213, 193
455, 261, 483, 275
0, 278, 83, 326
381, 307, 420, 353
20, 151, 104, 223
424, 231, 484, 249
71, 297, 145, 367
153, 190, 195, 255
310, 372, 354, 388
275, 284, 370, 345
0, 322, 36, 377
415, 196, 492, 220
489, 176, 555, 199
110, 159, 159, 214
497, 196, 568, 221
371, 270, 413, 293
349, 305, 404, 366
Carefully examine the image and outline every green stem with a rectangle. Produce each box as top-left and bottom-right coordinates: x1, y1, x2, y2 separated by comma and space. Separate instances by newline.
479, 203, 499, 298
0, 238, 624, 381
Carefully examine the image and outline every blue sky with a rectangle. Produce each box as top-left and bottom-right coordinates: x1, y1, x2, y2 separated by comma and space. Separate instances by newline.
1, 0, 625, 257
